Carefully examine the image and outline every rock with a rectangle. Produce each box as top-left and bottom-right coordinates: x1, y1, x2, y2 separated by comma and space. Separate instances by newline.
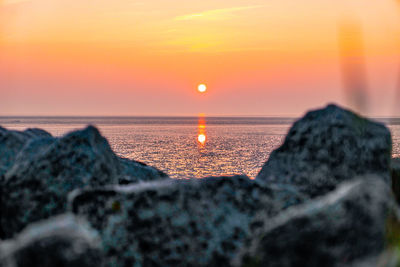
118, 157, 168, 184
0, 127, 51, 176
369, 249, 400, 267
69, 175, 279, 267
0, 214, 102, 267
0, 126, 168, 239
236, 177, 398, 267
392, 158, 400, 203
257, 104, 392, 203
0, 126, 120, 239
4, 126, 121, 185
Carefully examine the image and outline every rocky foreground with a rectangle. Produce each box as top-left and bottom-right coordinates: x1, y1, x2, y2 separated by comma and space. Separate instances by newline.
0, 104, 399, 267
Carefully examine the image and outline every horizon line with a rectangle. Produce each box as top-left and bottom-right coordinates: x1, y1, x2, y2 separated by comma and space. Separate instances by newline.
1, 115, 400, 119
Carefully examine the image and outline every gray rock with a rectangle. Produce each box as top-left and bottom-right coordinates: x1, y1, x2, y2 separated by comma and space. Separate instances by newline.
118, 157, 168, 184
0, 214, 102, 267
257, 104, 392, 203
0, 127, 51, 176
236, 177, 398, 267
69, 175, 279, 267
366, 249, 400, 267
0, 126, 168, 239
393, 158, 400, 170
5, 126, 121, 185
392, 158, 400, 203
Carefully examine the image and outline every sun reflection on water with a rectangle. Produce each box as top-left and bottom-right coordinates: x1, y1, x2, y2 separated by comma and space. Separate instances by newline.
198, 133, 206, 144
197, 115, 207, 146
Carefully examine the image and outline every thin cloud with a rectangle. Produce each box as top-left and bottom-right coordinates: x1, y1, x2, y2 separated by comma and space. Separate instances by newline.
174, 5, 264, 21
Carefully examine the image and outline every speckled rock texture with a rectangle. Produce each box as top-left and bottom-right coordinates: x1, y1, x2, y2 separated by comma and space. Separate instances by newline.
257, 104, 392, 204
69, 175, 280, 267
236, 177, 397, 267
0, 214, 103, 267
0, 126, 168, 239
0, 127, 51, 176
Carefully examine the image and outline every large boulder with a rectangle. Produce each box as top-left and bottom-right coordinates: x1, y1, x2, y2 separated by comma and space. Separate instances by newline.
236, 177, 397, 267
0, 126, 168, 239
69, 175, 279, 267
257, 104, 392, 203
0, 127, 51, 176
0, 214, 103, 267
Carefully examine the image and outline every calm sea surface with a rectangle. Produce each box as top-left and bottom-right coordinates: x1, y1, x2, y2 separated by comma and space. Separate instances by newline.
1, 117, 399, 179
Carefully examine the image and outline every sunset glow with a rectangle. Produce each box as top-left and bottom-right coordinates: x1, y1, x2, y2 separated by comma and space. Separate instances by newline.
198, 84, 207, 93
0, 0, 399, 116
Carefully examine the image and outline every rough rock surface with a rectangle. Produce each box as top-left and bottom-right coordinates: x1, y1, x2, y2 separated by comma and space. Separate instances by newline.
0, 126, 168, 239
236, 177, 397, 267
0, 214, 102, 267
69, 175, 279, 267
257, 104, 392, 202
0, 127, 51, 176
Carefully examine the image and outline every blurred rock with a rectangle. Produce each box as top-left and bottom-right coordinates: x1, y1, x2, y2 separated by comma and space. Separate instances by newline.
371, 249, 400, 267
257, 104, 392, 205
392, 158, 400, 203
0, 214, 102, 267
236, 177, 397, 267
69, 175, 279, 267
0, 126, 168, 239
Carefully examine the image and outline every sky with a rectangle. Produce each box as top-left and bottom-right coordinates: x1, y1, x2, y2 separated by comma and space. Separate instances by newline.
0, 0, 399, 116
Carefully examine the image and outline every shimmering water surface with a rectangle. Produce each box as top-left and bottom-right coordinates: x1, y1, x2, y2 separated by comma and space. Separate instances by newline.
1, 117, 399, 178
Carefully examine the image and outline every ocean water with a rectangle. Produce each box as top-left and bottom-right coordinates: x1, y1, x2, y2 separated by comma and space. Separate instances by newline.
1, 116, 399, 179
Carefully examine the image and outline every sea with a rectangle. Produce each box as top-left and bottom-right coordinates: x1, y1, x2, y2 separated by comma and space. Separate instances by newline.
1, 116, 399, 179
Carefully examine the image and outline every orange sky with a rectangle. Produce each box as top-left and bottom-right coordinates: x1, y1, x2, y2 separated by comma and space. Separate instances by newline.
0, 0, 399, 116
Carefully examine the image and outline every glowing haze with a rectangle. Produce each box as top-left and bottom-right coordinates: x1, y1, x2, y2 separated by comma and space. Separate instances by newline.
0, 0, 399, 116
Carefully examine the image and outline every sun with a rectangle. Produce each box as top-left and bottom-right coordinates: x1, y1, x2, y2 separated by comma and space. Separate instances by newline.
198, 84, 207, 93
